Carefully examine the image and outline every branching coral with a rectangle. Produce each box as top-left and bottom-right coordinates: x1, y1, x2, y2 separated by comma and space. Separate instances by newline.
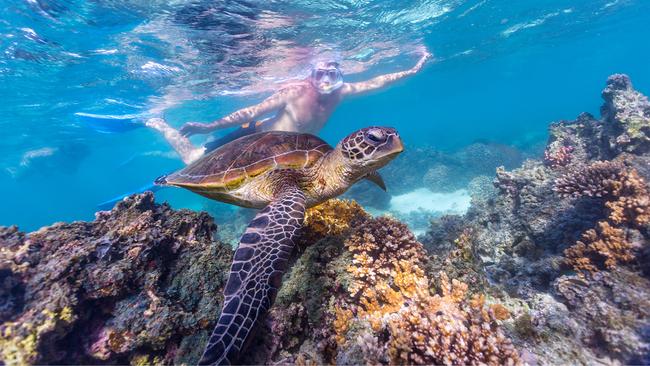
560, 162, 650, 272
565, 221, 634, 272
544, 143, 574, 168
605, 169, 650, 227
331, 217, 520, 365
554, 160, 624, 198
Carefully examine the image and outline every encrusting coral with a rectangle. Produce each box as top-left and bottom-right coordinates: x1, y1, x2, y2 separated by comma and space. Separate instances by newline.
331, 217, 520, 365
303, 199, 369, 239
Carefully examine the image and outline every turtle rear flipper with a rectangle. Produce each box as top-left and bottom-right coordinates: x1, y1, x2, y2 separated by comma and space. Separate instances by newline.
199, 184, 306, 365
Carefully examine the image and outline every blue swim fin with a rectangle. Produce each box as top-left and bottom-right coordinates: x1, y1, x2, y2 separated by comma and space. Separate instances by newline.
97, 183, 165, 210
75, 112, 145, 134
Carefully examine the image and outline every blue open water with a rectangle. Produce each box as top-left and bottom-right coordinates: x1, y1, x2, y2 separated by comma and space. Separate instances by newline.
1, 0, 649, 230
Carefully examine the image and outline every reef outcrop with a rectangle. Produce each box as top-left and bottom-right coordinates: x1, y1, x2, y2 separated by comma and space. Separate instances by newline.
0, 193, 232, 365
420, 74, 650, 364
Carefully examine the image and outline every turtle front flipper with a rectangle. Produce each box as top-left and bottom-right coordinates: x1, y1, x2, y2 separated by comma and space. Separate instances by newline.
199, 184, 306, 365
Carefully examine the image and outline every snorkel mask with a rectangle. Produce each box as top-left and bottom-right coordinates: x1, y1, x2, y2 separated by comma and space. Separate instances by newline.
311, 61, 343, 94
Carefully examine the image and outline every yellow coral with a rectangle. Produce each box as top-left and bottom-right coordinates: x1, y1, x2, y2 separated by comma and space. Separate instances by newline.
332, 217, 520, 365
607, 169, 650, 227
566, 221, 634, 272
332, 306, 353, 346
304, 199, 369, 238
0, 307, 75, 366
130, 353, 162, 366
453, 228, 474, 261
565, 166, 649, 273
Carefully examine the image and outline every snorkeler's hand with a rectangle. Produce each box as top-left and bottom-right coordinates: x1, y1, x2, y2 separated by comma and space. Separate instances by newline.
414, 48, 432, 70
180, 122, 212, 136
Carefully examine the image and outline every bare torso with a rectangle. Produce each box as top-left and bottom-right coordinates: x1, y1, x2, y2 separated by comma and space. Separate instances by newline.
259, 81, 343, 134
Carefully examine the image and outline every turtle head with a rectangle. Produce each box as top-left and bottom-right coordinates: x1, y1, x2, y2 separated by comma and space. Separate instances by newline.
339, 126, 404, 174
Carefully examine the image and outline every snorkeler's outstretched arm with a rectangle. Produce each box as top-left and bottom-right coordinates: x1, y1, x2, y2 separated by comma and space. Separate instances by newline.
341, 50, 431, 96
179, 91, 288, 137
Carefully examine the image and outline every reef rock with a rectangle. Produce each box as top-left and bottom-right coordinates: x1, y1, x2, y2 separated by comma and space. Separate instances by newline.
601, 74, 650, 155
0, 192, 231, 365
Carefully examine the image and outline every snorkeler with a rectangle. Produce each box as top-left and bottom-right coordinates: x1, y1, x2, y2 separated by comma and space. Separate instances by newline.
89, 50, 430, 207
142, 50, 431, 164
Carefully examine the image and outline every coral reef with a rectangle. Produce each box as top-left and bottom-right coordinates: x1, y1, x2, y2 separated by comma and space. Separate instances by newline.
2, 74, 650, 366
0, 193, 231, 365
419, 74, 650, 364
242, 215, 520, 365
336, 218, 519, 366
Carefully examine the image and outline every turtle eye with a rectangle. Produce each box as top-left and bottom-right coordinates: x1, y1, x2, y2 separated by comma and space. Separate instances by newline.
366, 129, 386, 143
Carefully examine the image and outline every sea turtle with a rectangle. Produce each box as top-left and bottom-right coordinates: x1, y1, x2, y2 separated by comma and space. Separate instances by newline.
156, 126, 403, 365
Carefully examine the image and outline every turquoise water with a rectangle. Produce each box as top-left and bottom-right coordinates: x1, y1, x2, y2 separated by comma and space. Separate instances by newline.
1, 0, 649, 231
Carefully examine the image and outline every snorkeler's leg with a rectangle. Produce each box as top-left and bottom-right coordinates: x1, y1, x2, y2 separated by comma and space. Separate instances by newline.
203, 121, 262, 153
145, 117, 206, 165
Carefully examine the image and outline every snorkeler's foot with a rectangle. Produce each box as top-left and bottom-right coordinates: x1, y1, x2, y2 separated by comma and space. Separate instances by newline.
97, 183, 165, 210
75, 112, 145, 134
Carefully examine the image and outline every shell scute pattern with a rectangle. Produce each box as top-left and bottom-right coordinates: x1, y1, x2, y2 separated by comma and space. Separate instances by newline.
165, 131, 331, 191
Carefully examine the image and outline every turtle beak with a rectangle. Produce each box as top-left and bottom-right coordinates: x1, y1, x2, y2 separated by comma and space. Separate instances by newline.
387, 135, 404, 156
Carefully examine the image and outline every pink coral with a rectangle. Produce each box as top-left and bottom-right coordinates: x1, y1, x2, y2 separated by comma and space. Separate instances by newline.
544, 144, 574, 168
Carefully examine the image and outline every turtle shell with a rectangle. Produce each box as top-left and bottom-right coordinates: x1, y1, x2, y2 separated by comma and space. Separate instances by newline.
164, 131, 332, 191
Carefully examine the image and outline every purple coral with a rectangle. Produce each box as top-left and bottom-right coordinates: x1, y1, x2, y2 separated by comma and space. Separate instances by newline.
553, 160, 624, 198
